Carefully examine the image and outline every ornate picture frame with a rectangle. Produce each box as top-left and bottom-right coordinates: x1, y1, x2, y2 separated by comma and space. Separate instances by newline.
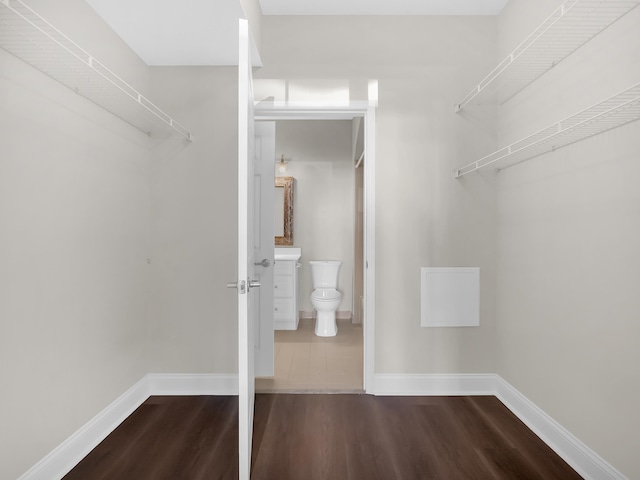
275, 176, 294, 246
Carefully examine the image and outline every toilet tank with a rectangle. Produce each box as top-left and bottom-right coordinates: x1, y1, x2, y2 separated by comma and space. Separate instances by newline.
310, 260, 342, 289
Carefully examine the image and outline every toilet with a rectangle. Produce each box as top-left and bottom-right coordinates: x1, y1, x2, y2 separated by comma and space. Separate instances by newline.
309, 260, 343, 337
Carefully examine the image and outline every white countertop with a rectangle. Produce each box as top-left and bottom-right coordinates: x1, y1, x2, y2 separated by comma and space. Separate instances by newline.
274, 247, 301, 261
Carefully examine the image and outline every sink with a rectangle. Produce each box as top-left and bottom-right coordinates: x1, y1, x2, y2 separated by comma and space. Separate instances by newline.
274, 247, 301, 261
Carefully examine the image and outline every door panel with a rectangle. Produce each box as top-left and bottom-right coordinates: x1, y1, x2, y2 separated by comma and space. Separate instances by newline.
254, 122, 275, 377
237, 18, 255, 480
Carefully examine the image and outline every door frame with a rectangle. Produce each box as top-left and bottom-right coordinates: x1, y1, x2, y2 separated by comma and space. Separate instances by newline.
254, 103, 376, 393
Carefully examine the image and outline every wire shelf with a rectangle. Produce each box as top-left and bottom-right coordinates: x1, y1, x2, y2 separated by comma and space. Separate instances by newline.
454, 82, 640, 177
0, 0, 192, 140
455, 0, 640, 111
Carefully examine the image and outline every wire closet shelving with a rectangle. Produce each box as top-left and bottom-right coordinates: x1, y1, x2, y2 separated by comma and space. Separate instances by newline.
453, 0, 640, 178
0, 0, 193, 140
455, 0, 640, 111
454, 83, 640, 177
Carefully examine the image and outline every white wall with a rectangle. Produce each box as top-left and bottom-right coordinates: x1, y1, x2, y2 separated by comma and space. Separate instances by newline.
275, 120, 355, 314
13, 3, 636, 477
0, 1, 152, 477
495, 1, 640, 478
256, 15, 499, 374
148, 67, 239, 373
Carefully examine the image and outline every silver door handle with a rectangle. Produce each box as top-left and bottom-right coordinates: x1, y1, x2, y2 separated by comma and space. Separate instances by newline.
249, 279, 261, 289
254, 258, 271, 268
227, 280, 246, 294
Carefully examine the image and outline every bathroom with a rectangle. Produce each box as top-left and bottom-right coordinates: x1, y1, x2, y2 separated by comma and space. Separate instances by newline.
257, 118, 365, 392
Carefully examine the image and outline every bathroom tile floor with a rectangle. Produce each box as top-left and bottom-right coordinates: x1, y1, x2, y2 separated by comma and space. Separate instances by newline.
255, 318, 363, 393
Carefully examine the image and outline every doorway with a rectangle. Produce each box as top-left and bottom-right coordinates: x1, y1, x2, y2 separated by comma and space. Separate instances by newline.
259, 119, 363, 392
254, 103, 376, 393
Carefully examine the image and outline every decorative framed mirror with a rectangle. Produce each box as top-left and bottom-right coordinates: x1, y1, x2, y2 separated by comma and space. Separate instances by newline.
275, 176, 294, 246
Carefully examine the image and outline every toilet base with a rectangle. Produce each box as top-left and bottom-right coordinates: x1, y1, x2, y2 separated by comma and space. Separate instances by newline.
314, 310, 337, 337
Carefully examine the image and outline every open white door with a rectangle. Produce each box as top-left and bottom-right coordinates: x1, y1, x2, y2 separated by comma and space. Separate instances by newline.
254, 122, 275, 377
237, 18, 256, 480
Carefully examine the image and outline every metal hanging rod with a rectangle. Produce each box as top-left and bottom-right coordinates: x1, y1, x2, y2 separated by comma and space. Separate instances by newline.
455, 0, 640, 112
0, 0, 193, 140
454, 83, 640, 178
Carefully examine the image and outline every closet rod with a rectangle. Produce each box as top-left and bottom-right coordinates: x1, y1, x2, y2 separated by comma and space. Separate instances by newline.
454, 83, 640, 178
0, 0, 193, 140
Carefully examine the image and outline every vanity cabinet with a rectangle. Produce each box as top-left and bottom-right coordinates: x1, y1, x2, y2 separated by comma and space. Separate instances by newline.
273, 248, 301, 330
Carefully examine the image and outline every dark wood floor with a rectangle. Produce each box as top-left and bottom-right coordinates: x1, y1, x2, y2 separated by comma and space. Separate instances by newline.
64, 394, 582, 480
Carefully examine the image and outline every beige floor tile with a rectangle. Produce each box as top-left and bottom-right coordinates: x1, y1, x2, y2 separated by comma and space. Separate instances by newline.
256, 318, 363, 392
288, 366, 309, 383
307, 363, 328, 381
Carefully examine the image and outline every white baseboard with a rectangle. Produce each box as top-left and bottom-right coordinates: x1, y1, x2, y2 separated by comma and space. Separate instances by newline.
299, 311, 353, 321
18, 376, 151, 480
372, 373, 627, 480
19, 373, 239, 480
372, 373, 496, 396
21, 373, 627, 480
494, 376, 628, 480
148, 373, 238, 396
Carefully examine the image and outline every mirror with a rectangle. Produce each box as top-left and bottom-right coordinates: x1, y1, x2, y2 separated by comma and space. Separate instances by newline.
275, 176, 294, 245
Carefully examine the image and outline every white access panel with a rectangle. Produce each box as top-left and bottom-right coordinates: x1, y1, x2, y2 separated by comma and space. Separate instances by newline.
421, 267, 480, 327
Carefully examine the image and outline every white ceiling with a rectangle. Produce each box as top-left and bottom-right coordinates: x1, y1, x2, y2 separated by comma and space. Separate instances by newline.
84, 0, 509, 66
260, 0, 509, 16
84, 0, 252, 66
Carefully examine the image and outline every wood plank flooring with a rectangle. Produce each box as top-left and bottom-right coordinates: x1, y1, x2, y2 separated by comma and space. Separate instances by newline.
64, 394, 583, 480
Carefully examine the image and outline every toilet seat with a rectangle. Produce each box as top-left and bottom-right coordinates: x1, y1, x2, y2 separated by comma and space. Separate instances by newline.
311, 288, 341, 302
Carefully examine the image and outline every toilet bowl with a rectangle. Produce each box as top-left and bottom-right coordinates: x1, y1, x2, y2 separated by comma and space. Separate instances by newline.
309, 260, 342, 337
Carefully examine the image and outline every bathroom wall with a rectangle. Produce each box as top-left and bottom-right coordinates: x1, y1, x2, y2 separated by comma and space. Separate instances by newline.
494, 1, 640, 478
256, 15, 499, 374
274, 120, 355, 316
0, 1, 151, 477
